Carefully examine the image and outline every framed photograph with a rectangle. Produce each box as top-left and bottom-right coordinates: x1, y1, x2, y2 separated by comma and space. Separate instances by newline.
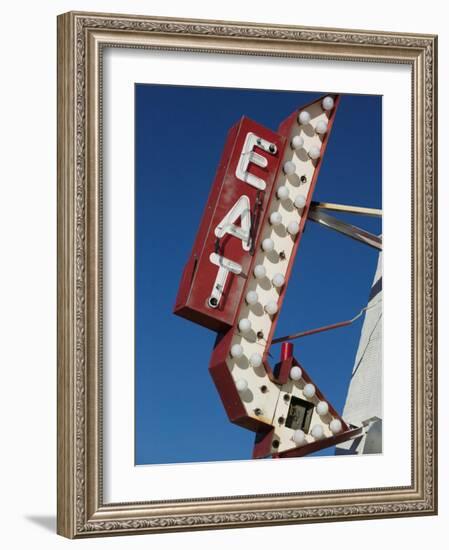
57, 11, 437, 538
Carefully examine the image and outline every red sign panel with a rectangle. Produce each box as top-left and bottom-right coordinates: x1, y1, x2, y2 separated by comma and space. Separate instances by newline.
174, 117, 286, 332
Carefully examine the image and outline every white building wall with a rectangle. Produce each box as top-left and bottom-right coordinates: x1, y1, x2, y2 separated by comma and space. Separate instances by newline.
337, 252, 382, 454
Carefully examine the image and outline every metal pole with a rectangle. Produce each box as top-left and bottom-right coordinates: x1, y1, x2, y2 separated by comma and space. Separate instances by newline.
308, 209, 382, 250
310, 201, 382, 217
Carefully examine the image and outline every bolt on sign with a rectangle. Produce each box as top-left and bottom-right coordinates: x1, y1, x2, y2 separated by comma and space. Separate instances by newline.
175, 94, 362, 458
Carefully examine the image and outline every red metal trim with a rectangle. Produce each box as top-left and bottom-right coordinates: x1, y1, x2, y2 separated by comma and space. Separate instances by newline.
208, 329, 272, 432
252, 427, 276, 458
272, 357, 294, 386
280, 342, 294, 360
174, 122, 239, 329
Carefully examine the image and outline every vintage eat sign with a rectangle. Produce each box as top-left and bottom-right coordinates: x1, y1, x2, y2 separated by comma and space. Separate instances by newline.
175, 116, 286, 332
174, 94, 363, 458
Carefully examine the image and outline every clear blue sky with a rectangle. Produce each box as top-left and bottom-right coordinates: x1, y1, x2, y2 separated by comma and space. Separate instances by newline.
135, 84, 381, 465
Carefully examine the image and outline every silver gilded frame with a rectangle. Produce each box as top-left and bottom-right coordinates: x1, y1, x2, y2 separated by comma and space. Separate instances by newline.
57, 11, 437, 538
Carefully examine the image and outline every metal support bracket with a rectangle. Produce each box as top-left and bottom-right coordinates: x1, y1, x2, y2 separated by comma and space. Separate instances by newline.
308, 208, 382, 250
310, 201, 382, 217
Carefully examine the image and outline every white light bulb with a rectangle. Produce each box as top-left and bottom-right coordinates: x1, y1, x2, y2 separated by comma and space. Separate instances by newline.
230, 344, 244, 359
283, 161, 296, 175
308, 146, 321, 160
246, 290, 259, 305
303, 383, 316, 398
261, 238, 275, 252
238, 318, 251, 334
287, 221, 300, 236
269, 212, 282, 226
272, 273, 285, 288
236, 379, 248, 393
277, 185, 290, 201
291, 135, 304, 150
254, 264, 266, 279
249, 353, 262, 368
315, 120, 328, 134
290, 366, 302, 381
292, 429, 306, 445
294, 194, 307, 209
322, 96, 334, 110
298, 110, 311, 125
330, 419, 343, 434
316, 401, 329, 416
311, 425, 324, 440
264, 300, 278, 315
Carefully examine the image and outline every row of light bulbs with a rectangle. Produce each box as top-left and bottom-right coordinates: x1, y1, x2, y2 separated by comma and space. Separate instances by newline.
298, 96, 334, 127
231, 96, 336, 445
288, 144, 321, 162
234, 135, 308, 337
265, 189, 306, 243
295, 117, 329, 136
284, 128, 324, 169
289, 362, 343, 442
231, 106, 311, 385
274, 188, 307, 209
231, 343, 262, 366
292, 417, 343, 446
236, 269, 284, 336
283, 98, 338, 447
286, 96, 334, 171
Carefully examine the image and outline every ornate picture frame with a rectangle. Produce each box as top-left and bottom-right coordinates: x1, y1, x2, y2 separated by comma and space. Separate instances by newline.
57, 11, 437, 538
